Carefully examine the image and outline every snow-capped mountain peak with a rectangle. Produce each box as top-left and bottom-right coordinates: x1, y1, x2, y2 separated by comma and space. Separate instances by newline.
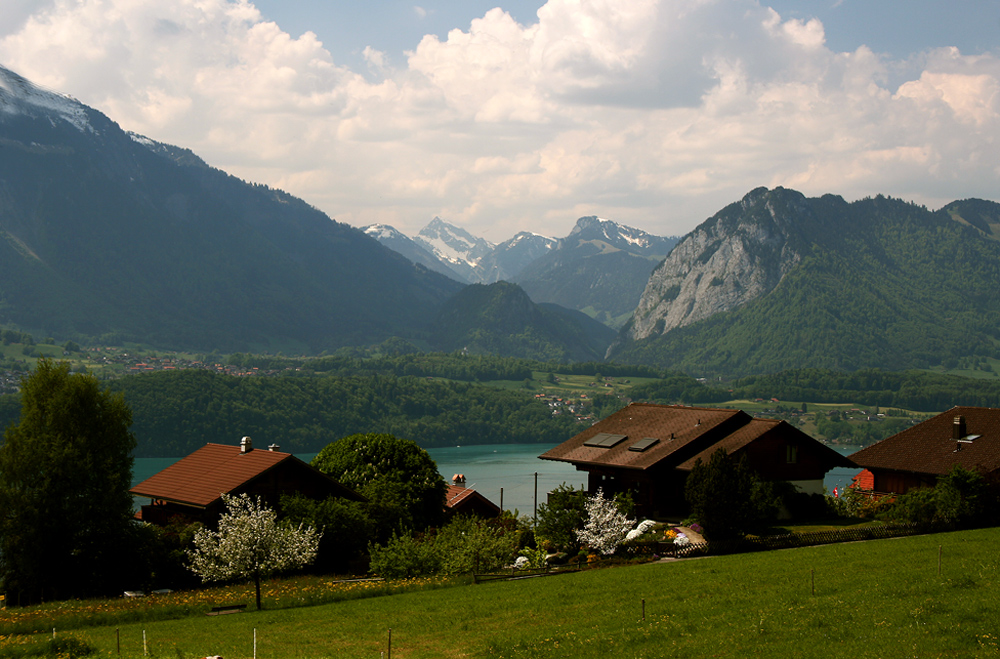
363, 223, 404, 241
0, 65, 92, 133
415, 217, 495, 269
568, 215, 669, 254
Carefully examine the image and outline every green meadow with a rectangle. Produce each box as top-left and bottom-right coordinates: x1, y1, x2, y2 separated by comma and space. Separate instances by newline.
3, 528, 997, 658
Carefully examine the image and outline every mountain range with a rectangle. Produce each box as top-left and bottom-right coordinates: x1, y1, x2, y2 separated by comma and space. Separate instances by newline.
0, 65, 611, 360
364, 216, 679, 328
4, 65, 1000, 377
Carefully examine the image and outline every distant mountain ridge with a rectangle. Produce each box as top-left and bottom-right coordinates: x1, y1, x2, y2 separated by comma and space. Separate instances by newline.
514, 216, 680, 328
366, 215, 680, 329
610, 187, 1000, 377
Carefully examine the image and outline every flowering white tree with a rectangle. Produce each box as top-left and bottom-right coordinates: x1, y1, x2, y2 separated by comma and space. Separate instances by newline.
187, 493, 322, 610
574, 488, 636, 555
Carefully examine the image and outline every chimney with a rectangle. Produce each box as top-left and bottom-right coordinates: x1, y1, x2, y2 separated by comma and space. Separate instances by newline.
268, 443, 280, 452
953, 416, 966, 440
240, 436, 253, 454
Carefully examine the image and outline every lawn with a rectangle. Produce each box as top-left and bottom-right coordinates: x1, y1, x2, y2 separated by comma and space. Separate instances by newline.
3, 527, 998, 658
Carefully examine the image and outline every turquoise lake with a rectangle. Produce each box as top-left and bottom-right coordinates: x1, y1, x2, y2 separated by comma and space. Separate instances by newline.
132, 444, 860, 515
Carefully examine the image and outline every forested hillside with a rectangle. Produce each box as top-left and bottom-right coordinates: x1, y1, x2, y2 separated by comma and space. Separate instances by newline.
629, 368, 1000, 412
428, 282, 616, 361
613, 191, 1000, 377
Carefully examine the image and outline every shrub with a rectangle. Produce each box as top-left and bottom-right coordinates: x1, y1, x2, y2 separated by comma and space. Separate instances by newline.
368, 514, 522, 578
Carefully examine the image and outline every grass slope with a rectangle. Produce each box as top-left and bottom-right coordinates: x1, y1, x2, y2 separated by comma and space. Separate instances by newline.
9, 528, 998, 658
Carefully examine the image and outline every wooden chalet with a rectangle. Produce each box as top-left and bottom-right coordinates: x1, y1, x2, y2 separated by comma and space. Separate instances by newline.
539, 403, 852, 519
850, 407, 1000, 494
444, 475, 502, 519
131, 437, 364, 526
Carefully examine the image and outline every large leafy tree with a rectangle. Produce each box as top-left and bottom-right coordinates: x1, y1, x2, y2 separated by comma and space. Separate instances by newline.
0, 359, 137, 603
187, 493, 321, 610
685, 449, 780, 541
311, 433, 447, 536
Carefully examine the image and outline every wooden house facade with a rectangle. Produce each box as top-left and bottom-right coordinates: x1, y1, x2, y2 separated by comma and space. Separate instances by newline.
539, 403, 852, 519
850, 406, 1000, 495
131, 437, 364, 527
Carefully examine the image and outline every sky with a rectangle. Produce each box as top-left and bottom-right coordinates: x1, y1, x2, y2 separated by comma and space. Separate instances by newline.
2, 1, 999, 241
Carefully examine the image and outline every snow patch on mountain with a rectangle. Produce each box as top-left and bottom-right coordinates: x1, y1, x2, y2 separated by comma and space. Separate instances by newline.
0, 65, 92, 133
415, 217, 495, 270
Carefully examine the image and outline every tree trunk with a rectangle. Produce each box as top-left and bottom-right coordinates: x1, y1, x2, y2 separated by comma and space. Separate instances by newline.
254, 572, 262, 610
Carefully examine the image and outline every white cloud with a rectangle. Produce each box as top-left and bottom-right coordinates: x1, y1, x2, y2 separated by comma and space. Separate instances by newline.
1, 0, 998, 239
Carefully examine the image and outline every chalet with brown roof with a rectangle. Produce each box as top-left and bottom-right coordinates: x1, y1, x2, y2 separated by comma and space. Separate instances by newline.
444, 474, 502, 519
131, 436, 364, 526
850, 406, 1000, 494
539, 403, 852, 518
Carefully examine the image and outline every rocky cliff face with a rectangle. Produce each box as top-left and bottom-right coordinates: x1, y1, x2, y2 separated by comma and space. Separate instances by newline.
619, 187, 811, 345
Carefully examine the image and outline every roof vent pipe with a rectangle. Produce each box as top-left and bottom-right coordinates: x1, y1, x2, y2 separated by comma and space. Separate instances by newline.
953, 416, 966, 440
240, 436, 253, 454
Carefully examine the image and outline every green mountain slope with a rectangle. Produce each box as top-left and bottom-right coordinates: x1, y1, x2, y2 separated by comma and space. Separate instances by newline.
429, 282, 616, 362
611, 189, 1000, 377
0, 66, 461, 352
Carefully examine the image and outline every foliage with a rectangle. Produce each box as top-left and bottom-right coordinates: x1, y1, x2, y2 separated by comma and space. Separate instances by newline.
279, 494, 373, 572
368, 514, 521, 578
0, 528, 998, 658
611, 193, 1000, 378
311, 433, 447, 535
0, 359, 137, 604
134, 516, 204, 592
534, 484, 587, 552
429, 282, 617, 362
0, 635, 96, 658
367, 531, 441, 580
878, 466, 991, 527
684, 450, 780, 541
730, 367, 1000, 413
434, 514, 522, 575
85, 370, 584, 456
186, 493, 321, 610
575, 488, 636, 555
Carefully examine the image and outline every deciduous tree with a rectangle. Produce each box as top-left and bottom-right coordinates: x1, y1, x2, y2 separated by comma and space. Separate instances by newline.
575, 488, 635, 555
187, 493, 321, 610
311, 433, 447, 535
0, 359, 137, 603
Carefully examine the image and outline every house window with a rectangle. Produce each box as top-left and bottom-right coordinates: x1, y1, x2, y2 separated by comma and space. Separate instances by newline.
786, 445, 798, 464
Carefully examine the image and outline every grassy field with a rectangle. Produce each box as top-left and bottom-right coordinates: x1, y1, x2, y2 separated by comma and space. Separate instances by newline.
3, 528, 998, 658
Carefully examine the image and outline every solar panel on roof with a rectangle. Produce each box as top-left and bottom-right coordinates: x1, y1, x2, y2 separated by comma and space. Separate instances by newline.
628, 437, 659, 452
583, 433, 627, 448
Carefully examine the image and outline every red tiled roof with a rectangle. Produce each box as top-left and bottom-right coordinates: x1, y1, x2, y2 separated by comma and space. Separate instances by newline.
850, 406, 1000, 477
130, 443, 295, 508
445, 485, 475, 508
539, 403, 749, 471
850, 469, 875, 490
444, 484, 502, 517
